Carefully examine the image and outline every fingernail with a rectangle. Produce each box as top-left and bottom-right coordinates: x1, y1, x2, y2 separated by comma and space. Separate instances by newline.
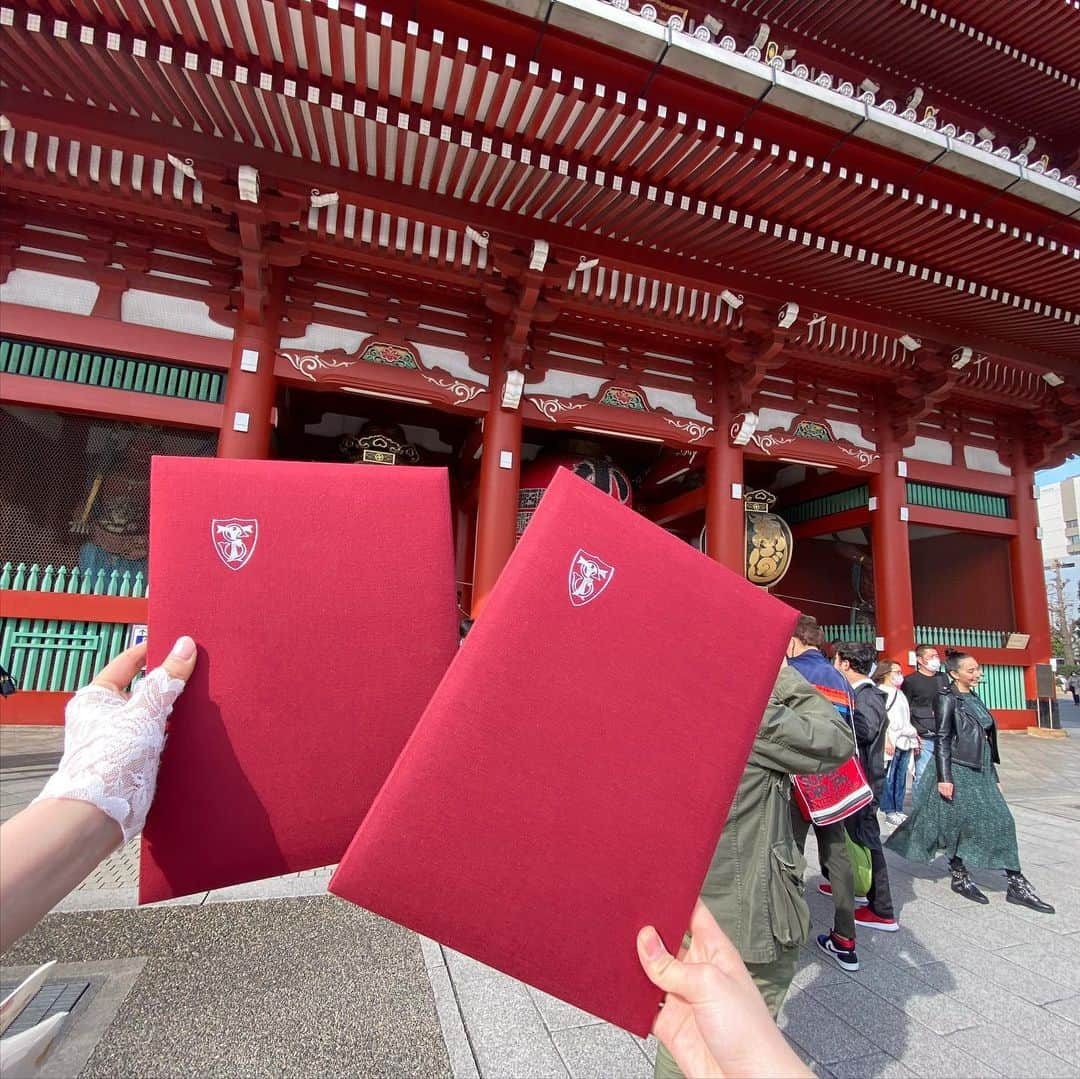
640, 927, 663, 961
171, 636, 196, 660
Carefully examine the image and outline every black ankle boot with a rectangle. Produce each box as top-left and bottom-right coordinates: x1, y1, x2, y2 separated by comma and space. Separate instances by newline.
1006, 873, 1055, 914
951, 863, 989, 905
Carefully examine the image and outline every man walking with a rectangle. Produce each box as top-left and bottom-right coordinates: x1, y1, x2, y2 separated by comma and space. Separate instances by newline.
786, 615, 861, 972
1068, 672, 1080, 706
653, 664, 854, 1079
834, 642, 900, 933
903, 645, 948, 790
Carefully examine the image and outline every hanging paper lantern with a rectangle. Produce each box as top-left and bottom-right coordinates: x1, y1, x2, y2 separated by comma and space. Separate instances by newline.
517, 454, 632, 537
699, 489, 794, 587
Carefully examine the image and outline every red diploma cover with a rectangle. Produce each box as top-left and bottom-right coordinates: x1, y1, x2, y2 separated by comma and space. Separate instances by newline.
329, 468, 798, 1035
139, 457, 457, 904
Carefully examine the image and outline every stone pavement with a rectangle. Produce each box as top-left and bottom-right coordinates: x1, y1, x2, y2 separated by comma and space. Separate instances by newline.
2, 710, 1079, 1077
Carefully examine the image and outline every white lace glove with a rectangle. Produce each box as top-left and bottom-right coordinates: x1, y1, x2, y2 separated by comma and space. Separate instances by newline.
32, 638, 195, 843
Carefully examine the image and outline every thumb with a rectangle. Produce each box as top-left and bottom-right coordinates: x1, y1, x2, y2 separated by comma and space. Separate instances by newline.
156, 635, 198, 684
637, 926, 692, 998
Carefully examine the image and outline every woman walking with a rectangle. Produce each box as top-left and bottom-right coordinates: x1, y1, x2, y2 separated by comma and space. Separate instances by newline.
874, 659, 919, 825
886, 652, 1054, 912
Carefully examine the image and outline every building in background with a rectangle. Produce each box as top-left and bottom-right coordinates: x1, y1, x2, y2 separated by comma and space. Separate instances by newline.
2, 0, 1079, 730
1039, 477, 1080, 563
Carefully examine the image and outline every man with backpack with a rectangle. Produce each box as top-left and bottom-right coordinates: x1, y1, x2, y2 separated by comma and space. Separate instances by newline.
833, 641, 900, 932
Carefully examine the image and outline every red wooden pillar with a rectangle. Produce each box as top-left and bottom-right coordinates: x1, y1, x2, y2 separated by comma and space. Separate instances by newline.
705, 375, 745, 574
471, 351, 522, 616
1010, 457, 1053, 704
217, 270, 283, 460
869, 434, 915, 663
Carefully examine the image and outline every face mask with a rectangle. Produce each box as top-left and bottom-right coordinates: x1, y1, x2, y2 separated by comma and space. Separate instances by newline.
890, 673, 904, 688
925, 657, 941, 673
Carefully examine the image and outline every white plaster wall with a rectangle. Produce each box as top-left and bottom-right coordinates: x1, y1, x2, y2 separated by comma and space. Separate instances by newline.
121, 289, 233, 340
278, 324, 371, 353
0, 269, 99, 315
963, 445, 1011, 475
641, 387, 710, 422
525, 369, 606, 399
903, 437, 953, 465
416, 343, 488, 386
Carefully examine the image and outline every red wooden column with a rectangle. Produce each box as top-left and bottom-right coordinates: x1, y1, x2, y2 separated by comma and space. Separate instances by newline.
217, 272, 283, 459
869, 433, 915, 662
471, 348, 523, 616
1010, 456, 1053, 704
704, 368, 745, 574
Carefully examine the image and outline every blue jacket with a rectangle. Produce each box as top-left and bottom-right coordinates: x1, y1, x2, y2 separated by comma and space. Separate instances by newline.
788, 648, 853, 724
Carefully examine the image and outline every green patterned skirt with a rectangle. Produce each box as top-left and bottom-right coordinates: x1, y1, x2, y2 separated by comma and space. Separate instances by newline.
886, 738, 1020, 870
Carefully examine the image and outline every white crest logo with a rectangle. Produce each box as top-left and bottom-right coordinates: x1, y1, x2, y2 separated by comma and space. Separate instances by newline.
568, 549, 614, 607
211, 518, 258, 571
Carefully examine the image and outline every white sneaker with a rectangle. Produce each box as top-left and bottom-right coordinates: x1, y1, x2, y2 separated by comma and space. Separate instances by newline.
885, 812, 908, 826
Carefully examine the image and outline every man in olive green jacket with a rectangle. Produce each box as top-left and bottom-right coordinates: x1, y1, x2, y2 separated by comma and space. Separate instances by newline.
654, 663, 854, 1079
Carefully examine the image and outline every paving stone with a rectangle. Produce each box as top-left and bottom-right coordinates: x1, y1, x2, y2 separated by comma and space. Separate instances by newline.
880, 927, 1073, 1005
830, 1052, 916, 1078
419, 935, 447, 973
527, 987, 605, 1031
1046, 994, 1080, 1026
944, 1023, 1080, 1079
428, 965, 481, 1079
778, 989, 877, 1064
551, 1024, 652, 1079
634, 1035, 657, 1064
995, 935, 1080, 992
918, 964, 1080, 1064
441, 958, 569, 1079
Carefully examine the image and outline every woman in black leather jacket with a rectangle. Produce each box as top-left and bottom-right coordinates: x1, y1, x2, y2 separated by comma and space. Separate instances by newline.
886, 652, 1053, 913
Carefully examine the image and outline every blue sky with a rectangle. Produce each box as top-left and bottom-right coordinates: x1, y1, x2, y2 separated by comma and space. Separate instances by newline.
1037, 457, 1080, 485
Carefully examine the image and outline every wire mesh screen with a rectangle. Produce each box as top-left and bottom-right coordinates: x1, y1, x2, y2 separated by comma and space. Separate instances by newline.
0, 404, 215, 576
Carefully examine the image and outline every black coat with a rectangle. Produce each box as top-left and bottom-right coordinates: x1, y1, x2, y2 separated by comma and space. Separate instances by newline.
933, 688, 1000, 784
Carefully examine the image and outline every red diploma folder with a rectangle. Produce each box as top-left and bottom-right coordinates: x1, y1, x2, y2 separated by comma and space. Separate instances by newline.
329, 468, 797, 1035
139, 457, 457, 904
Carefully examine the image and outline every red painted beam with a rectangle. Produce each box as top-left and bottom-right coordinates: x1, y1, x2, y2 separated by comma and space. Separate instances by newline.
906, 505, 1019, 537
902, 459, 1015, 497
0, 592, 148, 623
789, 507, 871, 539
0, 372, 224, 431
0, 304, 232, 369
641, 486, 707, 526
0, 691, 69, 726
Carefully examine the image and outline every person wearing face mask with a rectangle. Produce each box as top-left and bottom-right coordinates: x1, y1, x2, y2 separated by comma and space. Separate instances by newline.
902, 645, 948, 789
874, 660, 920, 825
887, 652, 1054, 913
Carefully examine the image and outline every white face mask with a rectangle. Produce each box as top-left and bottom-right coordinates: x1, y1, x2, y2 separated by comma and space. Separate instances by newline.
925, 657, 941, 673
890, 673, 904, 688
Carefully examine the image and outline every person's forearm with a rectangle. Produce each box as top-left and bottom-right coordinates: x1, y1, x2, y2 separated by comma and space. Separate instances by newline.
0, 799, 121, 952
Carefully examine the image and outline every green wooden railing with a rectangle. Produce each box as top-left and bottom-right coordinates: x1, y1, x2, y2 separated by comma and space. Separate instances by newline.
905, 482, 1009, 518
977, 666, 1026, 710
781, 486, 870, 525
0, 562, 145, 692
820, 624, 876, 644
914, 626, 1010, 648
0, 336, 225, 403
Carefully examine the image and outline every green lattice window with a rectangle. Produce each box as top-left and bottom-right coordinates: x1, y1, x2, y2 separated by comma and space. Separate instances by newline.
0, 336, 225, 403
906, 483, 1009, 518
780, 486, 870, 525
